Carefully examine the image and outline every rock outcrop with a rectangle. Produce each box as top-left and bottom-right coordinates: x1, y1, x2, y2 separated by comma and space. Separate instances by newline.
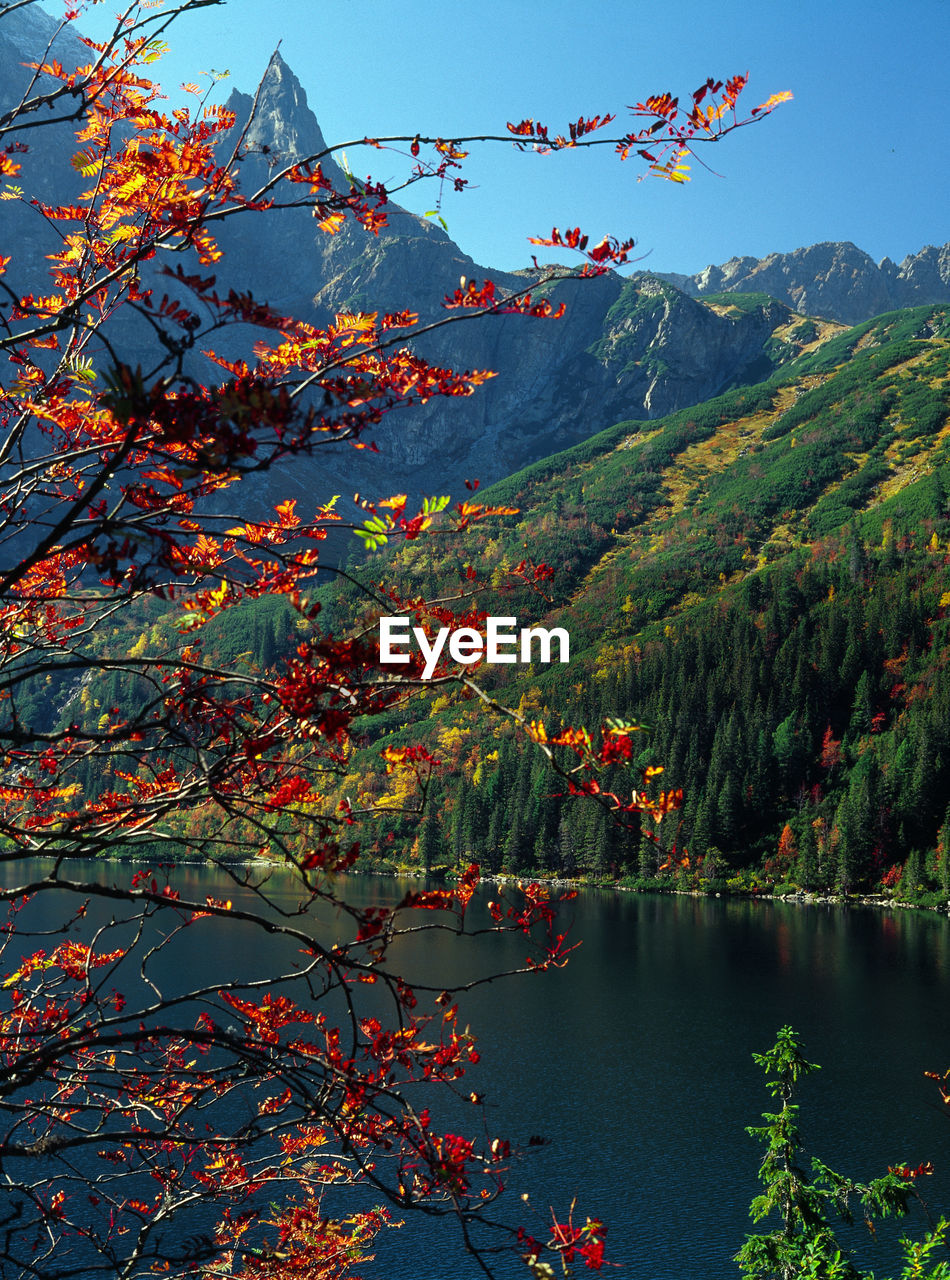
652, 241, 950, 326
202, 56, 813, 502
1, 14, 943, 512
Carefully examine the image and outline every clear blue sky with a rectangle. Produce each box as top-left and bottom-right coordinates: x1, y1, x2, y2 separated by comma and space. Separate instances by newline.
55, 0, 949, 275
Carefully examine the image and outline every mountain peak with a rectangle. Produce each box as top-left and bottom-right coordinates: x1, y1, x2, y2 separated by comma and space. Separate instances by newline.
225, 49, 334, 177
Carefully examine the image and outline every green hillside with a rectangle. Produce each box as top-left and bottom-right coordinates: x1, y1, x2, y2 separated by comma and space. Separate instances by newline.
324, 302, 950, 899
38, 301, 950, 901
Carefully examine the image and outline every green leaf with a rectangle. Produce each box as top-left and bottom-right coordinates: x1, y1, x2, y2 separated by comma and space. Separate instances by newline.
421, 494, 450, 516
142, 39, 169, 64
65, 355, 96, 386
354, 528, 388, 551
424, 211, 449, 232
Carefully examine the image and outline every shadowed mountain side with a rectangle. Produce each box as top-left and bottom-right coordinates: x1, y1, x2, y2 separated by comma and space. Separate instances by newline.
202, 54, 819, 508
0, 19, 934, 526
0, 6, 90, 283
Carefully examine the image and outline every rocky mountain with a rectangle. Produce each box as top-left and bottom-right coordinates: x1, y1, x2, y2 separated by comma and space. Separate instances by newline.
0, 6, 88, 279
1, 8, 946, 513
652, 240, 950, 326
194, 54, 835, 503
0, 10, 839, 508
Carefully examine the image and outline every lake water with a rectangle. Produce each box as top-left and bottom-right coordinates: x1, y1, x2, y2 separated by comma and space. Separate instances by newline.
380, 884, 950, 1280
6, 865, 950, 1279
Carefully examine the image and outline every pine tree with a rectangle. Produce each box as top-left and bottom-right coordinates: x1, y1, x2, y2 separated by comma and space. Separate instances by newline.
715, 771, 743, 851
419, 791, 445, 874
835, 758, 878, 890
796, 819, 820, 891
939, 804, 950, 897
557, 814, 578, 877
898, 848, 922, 902
735, 1027, 915, 1280
848, 669, 874, 740
503, 804, 525, 872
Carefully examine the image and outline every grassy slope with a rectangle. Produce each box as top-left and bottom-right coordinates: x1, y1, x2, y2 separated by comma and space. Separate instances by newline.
51, 300, 950, 891
326, 302, 950, 891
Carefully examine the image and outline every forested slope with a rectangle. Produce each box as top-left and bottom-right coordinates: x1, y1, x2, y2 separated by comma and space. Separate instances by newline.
38, 302, 950, 899
322, 302, 950, 898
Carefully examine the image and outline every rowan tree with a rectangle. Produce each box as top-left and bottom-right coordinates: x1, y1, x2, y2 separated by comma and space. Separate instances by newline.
0, 2, 788, 1275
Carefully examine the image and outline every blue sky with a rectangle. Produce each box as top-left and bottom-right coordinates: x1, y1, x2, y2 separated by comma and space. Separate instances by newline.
54, 0, 949, 275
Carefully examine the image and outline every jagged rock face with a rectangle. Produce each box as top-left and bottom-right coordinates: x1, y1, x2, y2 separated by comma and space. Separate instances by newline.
896, 242, 950, 298
204, 58, 808, 502
0, 7, 88, 286
656, 240, 950, 325
589, 278, 789, 416
1, 18, 939, 513
233, 53, 330, 165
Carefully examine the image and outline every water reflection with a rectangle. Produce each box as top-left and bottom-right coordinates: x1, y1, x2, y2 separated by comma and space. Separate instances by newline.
3, 863, 949, 1279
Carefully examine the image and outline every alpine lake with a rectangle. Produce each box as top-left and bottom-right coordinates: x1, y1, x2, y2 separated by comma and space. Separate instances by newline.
10, 862, 950, 1279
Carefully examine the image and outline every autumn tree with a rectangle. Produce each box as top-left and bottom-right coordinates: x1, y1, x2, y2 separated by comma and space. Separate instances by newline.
0, 2, 788, 1275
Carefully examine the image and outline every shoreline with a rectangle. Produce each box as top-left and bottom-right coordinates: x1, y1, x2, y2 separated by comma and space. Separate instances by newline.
14, 852, 950, 917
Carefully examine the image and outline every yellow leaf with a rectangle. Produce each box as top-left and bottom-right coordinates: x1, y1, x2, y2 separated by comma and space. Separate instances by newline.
755, 90, 794, 112
317, 210, 345, 234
